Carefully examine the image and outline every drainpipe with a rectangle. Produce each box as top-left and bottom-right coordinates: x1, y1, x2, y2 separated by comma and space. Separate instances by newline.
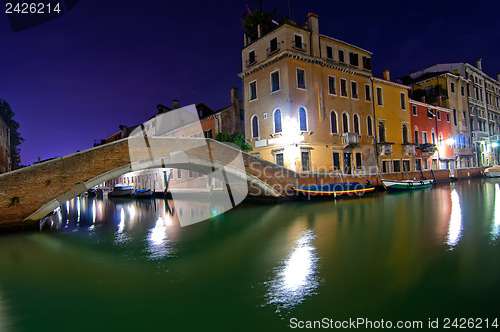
370, 78, 381, 183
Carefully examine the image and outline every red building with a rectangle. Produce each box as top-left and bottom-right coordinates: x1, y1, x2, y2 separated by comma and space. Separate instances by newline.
410, 99, 454, 170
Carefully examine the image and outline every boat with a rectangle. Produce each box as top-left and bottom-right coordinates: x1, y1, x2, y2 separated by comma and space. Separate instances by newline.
108, 184, 135, 197
132, 189, 154, 198
484, 165, 500, 178
382, 179, 433, 191
292, 182, 375, 198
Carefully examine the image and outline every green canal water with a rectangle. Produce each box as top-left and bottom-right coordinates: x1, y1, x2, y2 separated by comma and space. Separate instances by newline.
1, 179, 499, 331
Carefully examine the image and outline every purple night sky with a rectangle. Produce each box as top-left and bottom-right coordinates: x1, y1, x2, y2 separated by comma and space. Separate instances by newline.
1, 0, 499, 166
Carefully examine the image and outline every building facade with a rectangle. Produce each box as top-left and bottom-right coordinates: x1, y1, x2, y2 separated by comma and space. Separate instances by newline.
409, 100, 454, 171
402, 60, 500, 167
372, 72, 414, 173
240, 13, 377, 175
0, 116, 10, 174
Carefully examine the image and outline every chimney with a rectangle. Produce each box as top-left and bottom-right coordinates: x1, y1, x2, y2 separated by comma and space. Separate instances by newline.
383, 69, 390, 81
438, 96, 442, 107
475, 58, 482, 71
229, 87, 240, 134
173, 99, 179, 109
307, 13, 320, 57
421, 96, 426, 103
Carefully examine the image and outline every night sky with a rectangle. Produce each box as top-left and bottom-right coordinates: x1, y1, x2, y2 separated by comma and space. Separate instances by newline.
1, 0, 499, 166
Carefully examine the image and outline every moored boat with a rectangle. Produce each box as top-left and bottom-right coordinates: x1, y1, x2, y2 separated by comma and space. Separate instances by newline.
382, 179, 433, 191
292, 182, 375, 198
108, 184, 134, 197
132, 189, 154, 198
484, 165, 500, 178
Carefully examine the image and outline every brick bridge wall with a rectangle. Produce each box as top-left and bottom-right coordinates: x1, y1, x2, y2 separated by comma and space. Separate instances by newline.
0, 136, 485, 229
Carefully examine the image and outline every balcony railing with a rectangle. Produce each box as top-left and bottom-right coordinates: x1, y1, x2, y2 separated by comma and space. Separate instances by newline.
245, 57, 257, 68
293, 41, 306, 51
378, 143, 393, 156
267, 46, 280, 56
471, 130, 489, 140
342, 132, 359, 145
403, 144, 416, 155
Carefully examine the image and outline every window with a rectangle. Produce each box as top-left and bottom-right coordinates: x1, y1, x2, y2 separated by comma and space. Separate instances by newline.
343, 152, 352, 174
351, 81, 358, 99
251, 115, 259, 138
249, 80, 257, 101
340, 78, 348, 97
414, 130, 419, 145
342, 113, 349, 133
415, 159, 422, 171
269, 37, 278, 54
438, 132, 444, 145
400, 92, 407, 110
198, 172, 203, 178
273, 109, 282, 133
177, 169, 182, 179
189, 170, 194, 178
355, 153, 362, 169
376, 87, 383, 106
436, 111, 441, 120
367, 116, 373, 136
328, 76, 337, 95
427, 109, 434, 118
403, 160, 411, 172
294, 34, 303, 49
450, 82, 455, 93
461, 86, 465, 96
365, 84, 371, 101
204, 129, 212, 138
333, 152, 341, 170
402, 124, 409, 143
431, 131, 436, 144
362, 56, 371, 70
446, 113, 450, 123
382, 160, 390, 173
422, 131, 428, 144
393, 160, 401, 173
349, 52, 359, 66
301, 151, 310, 172
299, 107, 308, 131
412, 105, 417, 116
297, 68, 305, 89
248, 50, 255, 65
326, 46, 333, 59
275, 153, 284, 166
271, 70, 280, 92
338, 49, 345, 63
378, 122, 386, 143
330, 111, 338, 134
353, 114, 360, 134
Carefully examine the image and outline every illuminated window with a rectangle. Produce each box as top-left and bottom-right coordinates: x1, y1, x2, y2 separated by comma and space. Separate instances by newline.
299, 107, 308, 131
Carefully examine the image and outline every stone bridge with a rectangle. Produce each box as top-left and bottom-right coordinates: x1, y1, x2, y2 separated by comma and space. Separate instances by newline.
0, 137, 477, 230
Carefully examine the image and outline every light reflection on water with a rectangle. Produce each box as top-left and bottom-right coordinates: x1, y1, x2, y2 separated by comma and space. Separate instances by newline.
146, 217, 175, 260
491, 184, 500, 242
264, 229, 320, 313
446, 189, 463, 249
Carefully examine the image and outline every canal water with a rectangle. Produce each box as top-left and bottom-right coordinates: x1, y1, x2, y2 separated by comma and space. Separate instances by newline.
0, 179, 499, 331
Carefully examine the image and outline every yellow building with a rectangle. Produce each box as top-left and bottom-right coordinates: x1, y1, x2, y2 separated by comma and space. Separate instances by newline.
372, 72, 414, 173
240, 13, 377, 175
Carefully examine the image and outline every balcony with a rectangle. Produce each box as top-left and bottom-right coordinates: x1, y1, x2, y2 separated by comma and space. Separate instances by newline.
416, 143, 437, 155
377, 143, 393, 156
245, 57, 258, 68
403, 144, 416, 155
342, 132, 359, 146
471, 130, 489, 140
267, 46, 280, 57
293, 41, 306, 51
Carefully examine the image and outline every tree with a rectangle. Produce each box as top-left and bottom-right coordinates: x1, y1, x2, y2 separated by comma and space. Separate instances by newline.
0, 99, 24, 169
215, 132, 252, 152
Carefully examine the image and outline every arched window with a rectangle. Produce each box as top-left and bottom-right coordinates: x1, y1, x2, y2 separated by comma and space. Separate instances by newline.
353, 114, 360, 135
378, 122, 386, 143
251, 115, 259, 138
439, 132, 444, 145
298, 106, 308, 131
367, 116, 373, 136
342, 112, 349, 133
402, 124, 409, 143
330, 111, 338, 134
273, 108, 282, 134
